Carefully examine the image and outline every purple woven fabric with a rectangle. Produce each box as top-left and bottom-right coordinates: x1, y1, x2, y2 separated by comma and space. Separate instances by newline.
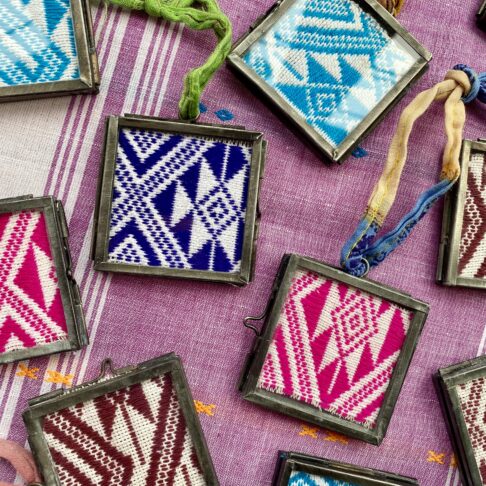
0, 1, 485, 485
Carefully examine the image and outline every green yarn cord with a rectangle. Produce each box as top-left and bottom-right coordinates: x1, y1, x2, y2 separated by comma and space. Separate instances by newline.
107, 0, 232, 120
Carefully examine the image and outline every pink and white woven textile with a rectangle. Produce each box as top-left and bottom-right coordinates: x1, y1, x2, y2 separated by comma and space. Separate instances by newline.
257, 270, 412, 429
1, 0, 486, 485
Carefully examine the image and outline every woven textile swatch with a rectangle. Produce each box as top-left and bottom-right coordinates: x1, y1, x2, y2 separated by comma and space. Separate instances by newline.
459, 152, 486, 279
242, 0, 418, 148
457, 376, 486, 484
43, 373, 207, 485
257, 270, 412, 428
0, 0, 80, 86
0, 210, 68, 354
288, 471, 356, 486
108, 128, 251, 273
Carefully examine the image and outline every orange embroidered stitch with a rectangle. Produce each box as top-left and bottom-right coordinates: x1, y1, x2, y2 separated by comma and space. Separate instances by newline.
450, 454, 457, 468
16, 364, 39, 380
45, 370, 74, 387
427, 451, 446, 465
324, 431, 349, 444
194, 400, 216, 416
298, 425, 319, 439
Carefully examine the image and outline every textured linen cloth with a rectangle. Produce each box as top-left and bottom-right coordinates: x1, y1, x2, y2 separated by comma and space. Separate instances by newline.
0, 0, 485, 485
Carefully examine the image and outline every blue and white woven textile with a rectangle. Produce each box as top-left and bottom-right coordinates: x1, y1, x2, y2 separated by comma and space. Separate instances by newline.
108, 128, 252, 273
0, 0, 80, 86
243, 0, 418, 148
288, 470, 357, 486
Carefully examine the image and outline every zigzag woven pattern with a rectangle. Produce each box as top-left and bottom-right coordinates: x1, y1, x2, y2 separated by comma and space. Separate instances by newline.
243, 0, 417, 148
459, 152, 486, 279
0, 0, 80, 86
289, 471, 357, 486
457, 376, 486, 484
257, 270, 412, 428
43, 373, 207, 485
0, 211, 68, 354
108, 128, 251, 273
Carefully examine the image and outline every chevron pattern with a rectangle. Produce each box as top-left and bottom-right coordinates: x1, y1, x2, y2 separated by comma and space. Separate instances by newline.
289, 471, 357, 486
243, 0, 417, 148
459, 153, 486, 279
0, 0, 80, 86
108, 128, 251, 273
457, 376, 486, 483
0, 210, 68, 354
257, 270, 412, 428
43, 373, 207, 485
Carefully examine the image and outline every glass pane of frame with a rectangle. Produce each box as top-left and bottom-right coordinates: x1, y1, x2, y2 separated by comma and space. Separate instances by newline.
273, 452, 418, 485
437, 140, 486, 289
0, 195, 87, 364
92, 115, 265, 286
240, 254, 428, 444
0, 0, 99, 101
436, 355, 486, 486
228, 0, 431, 163
23, 354, 219, 486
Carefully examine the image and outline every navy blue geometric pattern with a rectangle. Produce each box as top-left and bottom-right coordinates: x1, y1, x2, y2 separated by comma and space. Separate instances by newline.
108, 128, 252, 273
0, 0, 79, 86
243, 0, 418, 148
289, 471, 357, 486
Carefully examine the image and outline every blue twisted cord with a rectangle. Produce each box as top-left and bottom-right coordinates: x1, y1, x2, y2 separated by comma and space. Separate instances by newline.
454, 64, 486, 104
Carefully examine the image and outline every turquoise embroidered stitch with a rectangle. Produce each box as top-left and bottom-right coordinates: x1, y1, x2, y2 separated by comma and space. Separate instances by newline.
242, 0, 418, 148
0, 0, 80, 86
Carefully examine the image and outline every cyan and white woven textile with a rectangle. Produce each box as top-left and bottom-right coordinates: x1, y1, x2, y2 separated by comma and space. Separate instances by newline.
243, 0, 418, 147
288, 470, 356, 486
0, 0, 80, 86
108, 128, 252, 273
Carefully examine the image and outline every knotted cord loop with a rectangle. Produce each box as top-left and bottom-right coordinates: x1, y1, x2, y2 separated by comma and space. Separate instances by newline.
341, 65, 485, 277
107, 0, 232, 120
0, 439, 42, 486
378, 0, 405, 15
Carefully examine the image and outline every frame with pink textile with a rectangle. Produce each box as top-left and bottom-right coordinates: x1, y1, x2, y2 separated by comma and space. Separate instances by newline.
0, 195, 87, 365
239, 254, 429, 445
272, 451, 419, 485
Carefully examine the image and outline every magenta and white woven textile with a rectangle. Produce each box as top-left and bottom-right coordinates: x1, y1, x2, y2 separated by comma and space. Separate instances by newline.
0, 1, 485, 485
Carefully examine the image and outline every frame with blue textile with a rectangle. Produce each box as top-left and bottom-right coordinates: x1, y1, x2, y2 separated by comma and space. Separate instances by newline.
272, 451, 419, 485
240, 254, 429, 445
227, 0, 432, 164
435, 355, 486, 486
0, 0, 99, 102
92, 115, 266, 285
437, 139, 486, 289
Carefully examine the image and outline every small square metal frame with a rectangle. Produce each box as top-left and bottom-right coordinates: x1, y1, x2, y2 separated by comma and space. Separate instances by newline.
240, 254, 429, 445
478, 0, 486, 30
0, 195, 87, 364
437, 139, 486, 289
92, 114, 266, 286
272, 451, 419, 485
227, 0, 432, 164
23, 353, 219, 486
0, 0, 99, 102
435, 355, 486, 486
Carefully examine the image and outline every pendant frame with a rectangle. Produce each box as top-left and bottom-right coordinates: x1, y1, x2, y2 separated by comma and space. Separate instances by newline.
435, 355, 486, 486
0, 0, 99, 102
239, 254, 428, 445
227, 0, 432, 164
92, 114, 266, 286
0, 195, 87, 364
23, 353, 219, 486
478, 0, 486, 29
272, 451, 419, 485
437, 139, 486, 289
